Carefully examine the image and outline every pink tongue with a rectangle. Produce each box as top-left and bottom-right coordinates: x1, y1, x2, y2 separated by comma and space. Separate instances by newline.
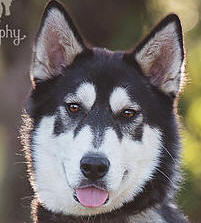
76, 187, 109, 208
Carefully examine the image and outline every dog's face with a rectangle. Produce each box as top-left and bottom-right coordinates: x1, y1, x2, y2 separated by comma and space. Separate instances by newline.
27, 1, 184, 217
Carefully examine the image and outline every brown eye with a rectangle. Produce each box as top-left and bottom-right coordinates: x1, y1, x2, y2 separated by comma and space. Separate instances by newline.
122, 109, 135, 118
68, 103, 81, 113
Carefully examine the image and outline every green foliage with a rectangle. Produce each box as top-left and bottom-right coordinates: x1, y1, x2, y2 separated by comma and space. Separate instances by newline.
178, 37, 201, 222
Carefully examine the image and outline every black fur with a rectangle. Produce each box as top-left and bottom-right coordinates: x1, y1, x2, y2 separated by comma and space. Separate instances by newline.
24, 49, 187, 223
21, 1, 188, 222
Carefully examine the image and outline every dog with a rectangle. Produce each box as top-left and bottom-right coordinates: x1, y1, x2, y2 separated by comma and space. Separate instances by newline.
21, 1, 188, 222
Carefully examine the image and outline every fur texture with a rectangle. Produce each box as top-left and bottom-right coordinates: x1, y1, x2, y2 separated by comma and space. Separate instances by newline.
21, 1, 188, 222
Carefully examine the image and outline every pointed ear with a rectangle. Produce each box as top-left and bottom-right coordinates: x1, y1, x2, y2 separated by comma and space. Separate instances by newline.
125, 14, 185, 96
30, 0, 85, 84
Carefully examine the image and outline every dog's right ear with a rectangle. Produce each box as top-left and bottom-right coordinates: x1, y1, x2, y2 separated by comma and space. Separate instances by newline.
124, 14, 185, 97
30, 1, 85, 86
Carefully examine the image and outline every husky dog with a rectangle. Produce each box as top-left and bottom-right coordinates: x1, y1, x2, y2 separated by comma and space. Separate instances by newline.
21, 0, 188, 222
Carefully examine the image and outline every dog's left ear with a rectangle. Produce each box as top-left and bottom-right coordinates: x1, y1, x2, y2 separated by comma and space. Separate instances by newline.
30, 0, 85, 85
125, 14, 185, 96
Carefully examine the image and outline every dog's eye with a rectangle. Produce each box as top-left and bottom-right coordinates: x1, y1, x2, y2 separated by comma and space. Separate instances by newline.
121, 109, 135, 118
68, 103, 81, 113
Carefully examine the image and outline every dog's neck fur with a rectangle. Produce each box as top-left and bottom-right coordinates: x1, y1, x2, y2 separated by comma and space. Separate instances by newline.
34, 202, 130, 223
32, 200, 164, 223
32, 199, 188, 223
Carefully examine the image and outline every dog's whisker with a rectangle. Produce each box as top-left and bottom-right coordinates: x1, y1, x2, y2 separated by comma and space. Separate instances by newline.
155, 167, 175, 186
162, 146, 177, 164
20, 195, 34, 201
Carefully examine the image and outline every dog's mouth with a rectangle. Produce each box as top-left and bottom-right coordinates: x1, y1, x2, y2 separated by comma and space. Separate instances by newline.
74, 185, 109, 208
62, 162, 109, 208
73, 170, 129, 208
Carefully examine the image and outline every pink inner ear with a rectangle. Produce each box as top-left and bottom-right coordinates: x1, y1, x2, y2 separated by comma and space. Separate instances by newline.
149, 39, 175, 86
49, 44, 66, 70
46, 31, 67, 73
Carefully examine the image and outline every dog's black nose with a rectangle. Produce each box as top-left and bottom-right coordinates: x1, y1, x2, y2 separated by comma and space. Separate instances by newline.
80, 154, 110, 180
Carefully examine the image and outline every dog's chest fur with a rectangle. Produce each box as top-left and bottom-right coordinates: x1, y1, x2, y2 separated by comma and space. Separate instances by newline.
33, 201, 187, 223
35, 203, 162, 223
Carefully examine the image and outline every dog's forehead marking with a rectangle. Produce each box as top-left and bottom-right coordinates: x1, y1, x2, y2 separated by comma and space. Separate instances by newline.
109, 87, 140, 114
65, 82, 96, 110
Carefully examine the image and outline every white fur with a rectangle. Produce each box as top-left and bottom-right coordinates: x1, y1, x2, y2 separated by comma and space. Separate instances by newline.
109, 87, 140, 114
32, 116, 94, 214
64, 82, 96, 110
31, 7, 83, 81
129, 208, 166, 223
32, 112, 162, 216
135, 22, 184, 95
99, 125, 162, 212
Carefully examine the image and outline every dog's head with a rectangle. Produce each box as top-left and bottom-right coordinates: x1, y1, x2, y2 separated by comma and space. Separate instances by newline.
25, 0, 185, 216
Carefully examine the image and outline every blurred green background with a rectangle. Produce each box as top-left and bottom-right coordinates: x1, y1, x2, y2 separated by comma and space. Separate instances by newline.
0, 0, 201, 222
